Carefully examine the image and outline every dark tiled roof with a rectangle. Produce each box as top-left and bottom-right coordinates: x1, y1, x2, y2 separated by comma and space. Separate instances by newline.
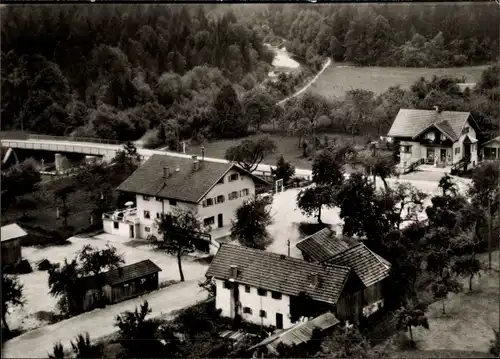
116, 155, 268, 203
434, 120, 457, 141
205, 244, 351, 304
296, 228, 355, 263
324, 244, 391, 288
483, 135, 500, 147
102, 259, 162, 286
387, 109, 470, 141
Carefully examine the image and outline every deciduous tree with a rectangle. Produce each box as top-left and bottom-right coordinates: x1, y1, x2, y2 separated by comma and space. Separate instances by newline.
271, 155, 295, 185
297, 185, 335, 224
2, 274, 25, 333
430, 274, 462, 314
231, 197, 274, 249
224, 135, 277, 172
394, 300, 430, 342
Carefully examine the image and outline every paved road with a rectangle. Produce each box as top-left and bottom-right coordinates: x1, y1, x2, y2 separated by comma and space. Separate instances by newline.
3, 279, 208, 358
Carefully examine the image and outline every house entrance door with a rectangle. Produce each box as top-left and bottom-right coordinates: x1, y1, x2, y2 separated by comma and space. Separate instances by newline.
218, 214, 223, 228
426, 148, 435, 164
129, 225, 134, 238
440, 149, 447, 164
276, 313, 283, 329
464, 144, 471, 161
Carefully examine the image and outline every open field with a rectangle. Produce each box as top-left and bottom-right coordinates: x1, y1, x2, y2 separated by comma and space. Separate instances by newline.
308, 64, 488, 98
190, 133, 368, 171
6, 233, 209, 333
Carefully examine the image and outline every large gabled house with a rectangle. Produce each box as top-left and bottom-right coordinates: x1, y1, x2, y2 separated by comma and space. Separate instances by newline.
387, 108, 481, 172
205, 243, 390, 330
102, 154, 269, 240
296, 228, 391, 319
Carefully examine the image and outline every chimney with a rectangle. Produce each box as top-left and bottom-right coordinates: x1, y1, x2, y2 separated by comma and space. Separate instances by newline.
201, 146, 205, 161
229, 265, 238, 279
310, 272, 318, 288
163, 167, 170, 178
192, 155, 199, 171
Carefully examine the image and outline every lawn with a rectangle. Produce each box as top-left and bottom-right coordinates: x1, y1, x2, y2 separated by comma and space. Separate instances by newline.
189, 132, 368, 171
387, 250, 500, 357
6, 233, 209, 333
308, 64, 488, 99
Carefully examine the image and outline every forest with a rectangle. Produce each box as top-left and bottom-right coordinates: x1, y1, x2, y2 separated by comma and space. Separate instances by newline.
249, 2, 499, 68
1, 3, 499, 145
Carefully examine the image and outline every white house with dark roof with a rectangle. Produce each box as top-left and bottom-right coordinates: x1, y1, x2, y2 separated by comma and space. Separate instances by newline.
205, 244, 390, 330
295, 228, 391, 318
387, 108, 480, 172
102, 154, 269, 240
481, 135, 500, 161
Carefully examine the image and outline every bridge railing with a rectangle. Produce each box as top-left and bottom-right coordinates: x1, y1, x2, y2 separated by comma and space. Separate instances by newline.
27, 134, 124, 145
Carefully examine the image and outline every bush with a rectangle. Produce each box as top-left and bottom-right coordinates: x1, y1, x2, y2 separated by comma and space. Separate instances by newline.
16, 259, 33, 274
37, 258, 53, 271
142, 129, 163, 149
298, 222, 331, 236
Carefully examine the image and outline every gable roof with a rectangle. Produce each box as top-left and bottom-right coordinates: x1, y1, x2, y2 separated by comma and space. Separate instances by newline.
102, 259, 162, 286
249, 311, 340, 355
324, 243, 391, 288
1, 223, 27, 242
296, 228, 358, 263
387, 109, 471, 141
116, 154, 268, 203
205, 244, 352, 304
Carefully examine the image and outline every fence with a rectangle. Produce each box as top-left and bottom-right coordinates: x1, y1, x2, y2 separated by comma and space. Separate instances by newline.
27, 134, 124, 145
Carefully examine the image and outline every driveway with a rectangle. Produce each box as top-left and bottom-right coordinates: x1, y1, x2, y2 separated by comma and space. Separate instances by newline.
3, 279, 208, 358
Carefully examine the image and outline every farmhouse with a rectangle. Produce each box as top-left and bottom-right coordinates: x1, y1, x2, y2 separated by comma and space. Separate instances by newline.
74, 259, 162, 312
387, 108, 480, 172
1, 223, 27, 268
205, 244, 390, 330
103, 154, 269, 240
296, 230, 391, 319
481, 135, 500, 161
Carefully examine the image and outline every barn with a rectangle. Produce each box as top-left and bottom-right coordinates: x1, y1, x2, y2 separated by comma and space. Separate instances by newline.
1, 223, 27, 268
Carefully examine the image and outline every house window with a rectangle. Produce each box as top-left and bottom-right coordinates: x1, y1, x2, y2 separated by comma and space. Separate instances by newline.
203, 198, 214, 207
228, 191, 239, 200
245, 285, 251, 293
113, 222, 119, 229
143, 195, 151, 201
401, 145, 412, 154
455, 147, 461, 154
145, 226, 151, 233
216, 195, 225, 204
243, 307, 252, 314
271, 291, 282, 300
259, 310, 267, 318
462, 127, 469, 134
155, 197, 162, 202
217, 177, 224, 184
140, 278, 146, 284
229, 173, 239, 182
223, 281, 232, 289
169, 199, 177, 206
156, 213, 160, 219
144, 210, 151, 219
124, 283, 129, 287
241, 188, 249, 197
257, 288, 267, 297
204, 217, 215, 226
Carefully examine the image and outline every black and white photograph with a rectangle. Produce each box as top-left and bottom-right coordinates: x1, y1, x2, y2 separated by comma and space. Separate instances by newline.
1, 1, 499, 358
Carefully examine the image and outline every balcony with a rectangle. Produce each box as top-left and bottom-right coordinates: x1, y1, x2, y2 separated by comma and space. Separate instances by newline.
102, 207, 140, 224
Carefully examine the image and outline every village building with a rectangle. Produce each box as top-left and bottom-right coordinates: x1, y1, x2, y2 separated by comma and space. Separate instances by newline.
387, 108, 480, 172
481, 135, 500, 161
296, 229, 391, 319
456, 82, 476, 93
205, 244, 391, 330
74, 259, 162, 313
1, 223, 27, 268
102, 154, 269, 240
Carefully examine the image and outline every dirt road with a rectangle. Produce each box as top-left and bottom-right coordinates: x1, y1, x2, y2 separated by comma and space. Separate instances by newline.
3, 279, 208, 358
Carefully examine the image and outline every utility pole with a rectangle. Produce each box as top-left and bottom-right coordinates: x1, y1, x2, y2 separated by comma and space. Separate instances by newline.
488, 194, 492, 271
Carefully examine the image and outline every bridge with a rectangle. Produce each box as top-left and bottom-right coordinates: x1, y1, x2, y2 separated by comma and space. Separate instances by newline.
0, 133, 313, 180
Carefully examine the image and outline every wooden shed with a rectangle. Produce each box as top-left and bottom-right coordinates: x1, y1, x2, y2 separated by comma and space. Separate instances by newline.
1, 223, 26, 268
102, 259, 162, 304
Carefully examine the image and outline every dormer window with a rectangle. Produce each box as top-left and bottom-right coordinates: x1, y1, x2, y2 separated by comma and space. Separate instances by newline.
462, 127, 469, 134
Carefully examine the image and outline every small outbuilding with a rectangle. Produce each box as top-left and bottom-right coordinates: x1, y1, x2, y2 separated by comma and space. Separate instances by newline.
1, 223, 27, 268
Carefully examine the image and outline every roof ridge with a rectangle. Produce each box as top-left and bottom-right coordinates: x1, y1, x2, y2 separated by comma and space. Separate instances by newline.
326, 242, 364, 261
295, 227, 332, 246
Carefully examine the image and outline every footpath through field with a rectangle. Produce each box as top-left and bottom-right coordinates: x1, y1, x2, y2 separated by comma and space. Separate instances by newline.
2, 279, 208, 359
